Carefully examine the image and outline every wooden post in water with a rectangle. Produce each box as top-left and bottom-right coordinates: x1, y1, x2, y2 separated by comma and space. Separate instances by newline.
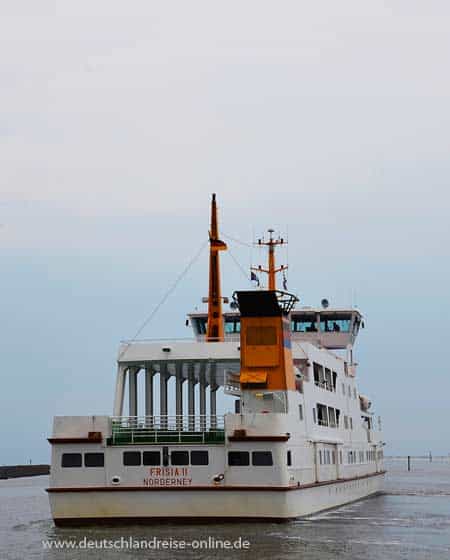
407, 455, 411, 471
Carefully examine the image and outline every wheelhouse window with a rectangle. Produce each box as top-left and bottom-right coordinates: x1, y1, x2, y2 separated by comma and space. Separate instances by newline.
252, 451, 273, 466
228, 451, 250, 466
291, 314, 317, 332
84, 453, 104, 467
191, 451, 208, 466
143, 451, 161, 466
61, 453, 82, 468
123, 451, 141, 466
171, 451, 189, 466
319, 313, 351, 333
298, 404, 304, 421
193, 317, 207, 335
224, 317, 241, 334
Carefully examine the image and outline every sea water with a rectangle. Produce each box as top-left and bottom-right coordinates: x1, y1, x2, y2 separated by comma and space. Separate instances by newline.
1, 458, 450, 559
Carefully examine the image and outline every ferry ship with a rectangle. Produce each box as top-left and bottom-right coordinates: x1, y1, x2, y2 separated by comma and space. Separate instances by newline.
47, 195, 385, 525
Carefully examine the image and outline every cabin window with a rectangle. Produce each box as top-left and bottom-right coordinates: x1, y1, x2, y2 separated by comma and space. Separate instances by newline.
298, 404, 304, 421
191, 451, 209, 466
332, 371, 337, 391
313, 363, 325, 388
123, 451, 141, 466
347, 386, 351, 397
143, 451, 161, 466
61, 453, 82, 468
319, 314, 351, 333
325, 368, 333, 391
319, 450, 323, 465
317, 404, 328, 426
291, 315, 317, 332
287, 450, 292, 466
353, 388, 357, 399
171, 451, 189, 466
344, 415, 348, 429
246, 326, 277, 346
332, 451, 336, 464
252, 451, 273, 466
228, 451, 250, 466
313, 408, 317, 424
349, 417, 353, 430
84, 453, 104, 467
342, 383, 346, 396
328, 407, 336, 428
339, 451, 343, 464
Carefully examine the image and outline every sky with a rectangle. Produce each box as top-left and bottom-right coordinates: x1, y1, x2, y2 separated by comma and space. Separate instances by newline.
1, 1, 450, 463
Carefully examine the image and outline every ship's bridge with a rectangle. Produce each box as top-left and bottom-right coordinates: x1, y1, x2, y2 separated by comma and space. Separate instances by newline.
188, 307, 363, 350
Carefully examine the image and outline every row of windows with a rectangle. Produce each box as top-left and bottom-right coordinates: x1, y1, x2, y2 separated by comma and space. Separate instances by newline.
342, 383, 358, 399
61, 451, 277, 468
291, 315, 352, 333
290, 448, 382, 468
343, 415, 354, 430
195, 315, 354, 336
123, 450, 208, 466
313, 363, 337, 392
319, 449, 339, 465
314, 404, 341, 428
61, 451, 209, 468
228, 451, 273, 466
61, 453, 104, 468
348, 449, 382, 464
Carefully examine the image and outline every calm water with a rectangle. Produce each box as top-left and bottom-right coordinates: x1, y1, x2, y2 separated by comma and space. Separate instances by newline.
1, 459, 450, 559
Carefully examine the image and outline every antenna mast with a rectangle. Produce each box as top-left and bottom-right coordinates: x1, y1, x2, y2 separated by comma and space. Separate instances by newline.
206, 194, 227, 341
252, 229, 287, 291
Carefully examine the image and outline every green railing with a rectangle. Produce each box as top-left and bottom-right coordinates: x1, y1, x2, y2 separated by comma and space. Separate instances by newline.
107, 415, 225, 446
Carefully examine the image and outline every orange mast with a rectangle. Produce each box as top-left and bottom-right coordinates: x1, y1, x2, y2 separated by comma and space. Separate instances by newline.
206, 194, 227, 341
252, 229, 287, 291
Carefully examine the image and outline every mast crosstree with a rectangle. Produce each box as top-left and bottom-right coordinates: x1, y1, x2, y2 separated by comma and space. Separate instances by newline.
252, 229, 287, 291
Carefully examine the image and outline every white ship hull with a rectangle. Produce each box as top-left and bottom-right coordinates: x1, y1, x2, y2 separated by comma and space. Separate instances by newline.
49, 472, 384, 525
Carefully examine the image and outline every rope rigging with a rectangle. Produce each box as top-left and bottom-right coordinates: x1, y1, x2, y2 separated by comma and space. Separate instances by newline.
118, 239, 208, 361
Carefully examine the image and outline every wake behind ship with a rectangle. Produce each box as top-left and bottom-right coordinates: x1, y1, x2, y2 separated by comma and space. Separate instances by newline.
47, 195, 385, 524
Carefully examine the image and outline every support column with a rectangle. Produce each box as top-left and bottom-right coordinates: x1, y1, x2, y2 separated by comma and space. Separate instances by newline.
188, 362, 196, 431
160, 362, 168, 428
113, 364, 127, 416
199, 363, 207, 430
209, 362, 218, 429
175, 362, 184, 429
145, 365, 154, 426
128, 367, 139, 420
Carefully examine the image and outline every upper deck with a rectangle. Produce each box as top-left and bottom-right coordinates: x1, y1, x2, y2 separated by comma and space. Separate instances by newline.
188, 307, 363, 350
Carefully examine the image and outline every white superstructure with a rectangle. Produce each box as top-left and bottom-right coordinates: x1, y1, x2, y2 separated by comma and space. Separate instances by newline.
47, 198, 385, 525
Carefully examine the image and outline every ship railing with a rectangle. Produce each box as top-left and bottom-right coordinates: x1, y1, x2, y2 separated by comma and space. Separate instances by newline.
109, 415, 225, 445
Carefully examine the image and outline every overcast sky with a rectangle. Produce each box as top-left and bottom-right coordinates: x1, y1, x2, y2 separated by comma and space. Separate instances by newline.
1, 1, 450, 463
